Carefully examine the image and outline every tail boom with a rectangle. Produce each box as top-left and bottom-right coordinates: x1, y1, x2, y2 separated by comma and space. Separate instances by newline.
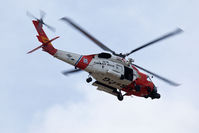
29, 19, 89, 71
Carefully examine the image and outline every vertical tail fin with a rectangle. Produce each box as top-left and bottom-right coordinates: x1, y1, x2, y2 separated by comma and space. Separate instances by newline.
27, 20, 58, 55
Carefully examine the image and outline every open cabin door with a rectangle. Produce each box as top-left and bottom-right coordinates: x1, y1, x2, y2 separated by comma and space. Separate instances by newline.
124, 66, 134, 81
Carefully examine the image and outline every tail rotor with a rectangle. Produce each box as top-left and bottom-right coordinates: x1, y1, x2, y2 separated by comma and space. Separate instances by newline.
26, 10, 56, 32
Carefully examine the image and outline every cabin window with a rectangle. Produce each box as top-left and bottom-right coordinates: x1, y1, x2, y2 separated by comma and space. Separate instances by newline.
98, 53, 111, 59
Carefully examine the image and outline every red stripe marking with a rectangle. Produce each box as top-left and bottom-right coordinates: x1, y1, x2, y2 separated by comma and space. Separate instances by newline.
76, 55, 95, 70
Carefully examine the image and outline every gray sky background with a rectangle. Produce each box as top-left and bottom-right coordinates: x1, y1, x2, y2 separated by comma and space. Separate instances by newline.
0, 0, 199, 133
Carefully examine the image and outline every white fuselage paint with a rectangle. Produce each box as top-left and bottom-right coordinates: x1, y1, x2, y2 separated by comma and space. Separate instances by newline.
54, 50, 82, 66
86, 56, 138, 89
54, 50, 139, 90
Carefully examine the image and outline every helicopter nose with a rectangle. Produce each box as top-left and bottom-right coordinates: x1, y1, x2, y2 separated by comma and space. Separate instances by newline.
154, 93, 161, 99
151, 86, 161, 99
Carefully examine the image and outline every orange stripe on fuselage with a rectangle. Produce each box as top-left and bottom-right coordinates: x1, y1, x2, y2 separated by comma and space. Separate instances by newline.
76, 55, 95, 70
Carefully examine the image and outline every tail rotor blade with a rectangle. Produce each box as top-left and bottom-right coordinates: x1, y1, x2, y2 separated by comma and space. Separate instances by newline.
27, 11, 55, 32
26, 11, 38, 20
43, 23, 56, 32
40, 10, 46, 20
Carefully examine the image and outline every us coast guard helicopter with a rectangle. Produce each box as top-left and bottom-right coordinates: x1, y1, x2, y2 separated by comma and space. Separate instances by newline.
27, 12, 182, 101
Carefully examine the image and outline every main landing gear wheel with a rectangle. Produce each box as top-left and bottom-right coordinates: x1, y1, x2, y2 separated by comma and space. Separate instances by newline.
86, 77, 92, 83
117, 93, 124, 101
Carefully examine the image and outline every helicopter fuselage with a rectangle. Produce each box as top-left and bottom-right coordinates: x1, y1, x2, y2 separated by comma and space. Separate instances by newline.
28, 19, 166, 101
54, 50, 160, 99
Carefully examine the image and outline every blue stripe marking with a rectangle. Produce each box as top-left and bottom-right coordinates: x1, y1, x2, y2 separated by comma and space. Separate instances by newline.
75, 55, 83, 66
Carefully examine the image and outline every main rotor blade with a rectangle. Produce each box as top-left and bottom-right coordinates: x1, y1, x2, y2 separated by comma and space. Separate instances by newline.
62, 69, 82, 76
133, 64, 180, 86
125, 28, 183, 56
40, 10, 46, 20
60, 17, 116, 54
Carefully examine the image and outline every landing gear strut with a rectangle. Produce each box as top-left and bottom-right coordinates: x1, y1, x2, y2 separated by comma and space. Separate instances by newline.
86, 77, 92, 83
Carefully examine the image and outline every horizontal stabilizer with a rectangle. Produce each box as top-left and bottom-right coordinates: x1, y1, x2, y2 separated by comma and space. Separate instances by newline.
27, 36, 59, 54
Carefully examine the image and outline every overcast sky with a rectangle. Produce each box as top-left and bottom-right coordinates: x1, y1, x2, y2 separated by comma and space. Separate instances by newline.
0, 0, 199, 133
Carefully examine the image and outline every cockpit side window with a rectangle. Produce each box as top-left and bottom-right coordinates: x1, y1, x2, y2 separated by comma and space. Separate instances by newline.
98, 53, 111, 59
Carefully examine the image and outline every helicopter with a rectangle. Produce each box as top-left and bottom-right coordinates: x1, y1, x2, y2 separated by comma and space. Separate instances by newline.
27, 12, 183, 101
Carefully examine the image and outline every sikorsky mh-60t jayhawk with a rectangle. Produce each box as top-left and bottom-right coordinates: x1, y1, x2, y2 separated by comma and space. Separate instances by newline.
27, 12, 182, 101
